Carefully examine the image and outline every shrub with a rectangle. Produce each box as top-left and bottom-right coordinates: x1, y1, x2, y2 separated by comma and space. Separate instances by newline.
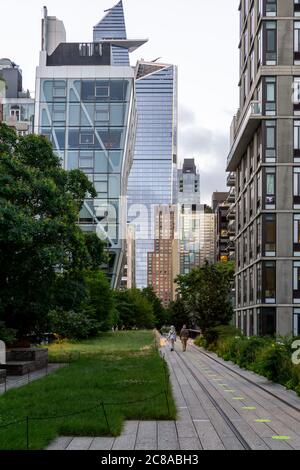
48, 309, 100, 340
0, 321, 17, 344
253, 342, 293, 385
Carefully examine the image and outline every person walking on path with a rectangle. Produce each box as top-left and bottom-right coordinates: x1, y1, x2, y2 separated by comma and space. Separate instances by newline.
180, 325, 189, 352
167, 326, 177, 351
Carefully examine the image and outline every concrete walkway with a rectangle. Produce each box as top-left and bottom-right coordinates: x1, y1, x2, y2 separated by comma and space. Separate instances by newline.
0, 364, 65, 395
46, 342, 300, 450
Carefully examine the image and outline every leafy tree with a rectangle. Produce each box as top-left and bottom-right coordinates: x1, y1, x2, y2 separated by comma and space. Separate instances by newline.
141, 287, 169, 328
115, 289, 156, 329
0, 124, 106, 336
167, 297, 191, 332
176, 262, 234, 334
83, 270, 117, 331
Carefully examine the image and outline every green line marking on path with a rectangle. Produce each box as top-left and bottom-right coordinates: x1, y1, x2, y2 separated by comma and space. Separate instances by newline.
213, 378, 223, 381
224, 390, 235, 393
255, 419, 271, 423
233, 397, 245, 400
219, 384, 228, 387
242, 407, 256, 410
272, 436, 290, 440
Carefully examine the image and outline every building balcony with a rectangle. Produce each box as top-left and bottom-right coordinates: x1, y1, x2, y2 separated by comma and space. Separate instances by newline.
227, 172, 236, 187
227, 101, 262, 172
227, 209, 236, 220
227, 189, 235, 204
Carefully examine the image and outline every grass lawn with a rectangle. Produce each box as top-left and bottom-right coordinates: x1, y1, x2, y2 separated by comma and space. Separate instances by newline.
0, 331, 176, 450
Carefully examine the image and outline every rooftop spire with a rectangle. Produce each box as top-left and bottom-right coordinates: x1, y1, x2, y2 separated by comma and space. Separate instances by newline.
94, 1, 127, 41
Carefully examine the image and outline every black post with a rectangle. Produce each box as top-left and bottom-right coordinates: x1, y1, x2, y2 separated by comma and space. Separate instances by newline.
4, 375, 6, 393
101, 402, 111, 435
26, 416, 29, 450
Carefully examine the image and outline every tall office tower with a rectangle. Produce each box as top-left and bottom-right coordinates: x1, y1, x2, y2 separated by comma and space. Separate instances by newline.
227, 0, 300, 337
34, 7, 146, 288
128, 61, 178, 289
0, 58, 34, 135
147, 205, 179, 307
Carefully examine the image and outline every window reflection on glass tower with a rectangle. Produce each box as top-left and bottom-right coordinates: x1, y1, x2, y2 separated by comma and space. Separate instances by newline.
34, 5, 147, 288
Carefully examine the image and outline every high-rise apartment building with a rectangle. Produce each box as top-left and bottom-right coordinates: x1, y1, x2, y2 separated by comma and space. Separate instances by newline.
0, 58, 34, 135
147, 205, 178, 306
227, 0, 300, 337
34, 6, 145, 288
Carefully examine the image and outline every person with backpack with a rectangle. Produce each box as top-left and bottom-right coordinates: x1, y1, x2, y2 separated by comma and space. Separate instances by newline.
167, 326, 177, 351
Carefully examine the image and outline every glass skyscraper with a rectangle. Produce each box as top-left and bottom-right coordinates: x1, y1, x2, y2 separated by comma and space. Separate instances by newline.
34, 6, 146, 288
93, 1, 178, 289
128, 62, 178, 288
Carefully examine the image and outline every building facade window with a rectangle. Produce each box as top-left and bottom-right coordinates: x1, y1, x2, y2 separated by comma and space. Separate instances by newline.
264, 261, 276, 303
257, 216, 262, 255
243, 271, 248, 305
296, 0, 300, 17
249, 268, 254, 304
265, 166, 276, 208
264, 21, 277, 65
265, 0, 277, 16
295, 21, 300, 64
258, 307, 276, 336
293, 78, 300, 115
257, 263, 262, 302
264, 120, 276, 162
294, 261, 300, 303
264, 77, 276, 115
294, 167, 300, 208
294, 120, 300, 162
294, 214, 300, 256
264, 214, 276, 256
294, 308, 300, 336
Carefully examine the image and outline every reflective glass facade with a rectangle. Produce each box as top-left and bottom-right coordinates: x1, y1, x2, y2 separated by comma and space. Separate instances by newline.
93, 1, 129, 66
127, 63, 178, 288
36, 74, 135, 287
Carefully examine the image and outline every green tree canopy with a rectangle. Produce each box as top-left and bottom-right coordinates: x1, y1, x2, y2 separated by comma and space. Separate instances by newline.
115, 288, 156, 330
0, 124, 105, 336
176, 262, 235, 333
141, 287, 169, 328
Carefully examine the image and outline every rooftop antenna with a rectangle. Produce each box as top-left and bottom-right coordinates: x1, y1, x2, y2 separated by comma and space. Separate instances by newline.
151, 57, 162, 63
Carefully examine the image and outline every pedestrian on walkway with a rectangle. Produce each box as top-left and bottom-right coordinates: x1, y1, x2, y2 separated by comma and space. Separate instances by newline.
180, 325, 189, 352
167, 326, 177, 351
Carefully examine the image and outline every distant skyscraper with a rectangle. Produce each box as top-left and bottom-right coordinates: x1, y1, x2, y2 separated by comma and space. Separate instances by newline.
147, 205, 179, 307
35, 6, 146, 288
128, 61, 178, 288
178, 159, 214, 274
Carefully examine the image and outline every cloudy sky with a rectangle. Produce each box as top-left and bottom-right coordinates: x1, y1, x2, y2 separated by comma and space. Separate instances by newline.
0, 0, 239, 204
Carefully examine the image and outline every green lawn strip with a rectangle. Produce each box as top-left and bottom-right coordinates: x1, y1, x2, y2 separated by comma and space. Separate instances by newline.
0, 331, 176, 450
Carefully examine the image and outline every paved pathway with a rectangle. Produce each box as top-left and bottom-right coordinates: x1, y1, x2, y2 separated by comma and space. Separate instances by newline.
0, 364, 65, 395
46, 342, 300, 450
